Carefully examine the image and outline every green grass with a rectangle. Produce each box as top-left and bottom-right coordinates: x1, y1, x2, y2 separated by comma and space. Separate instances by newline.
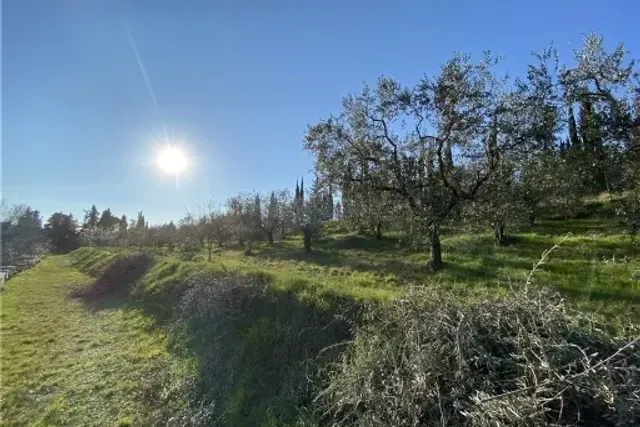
2, 216, 639, 426
0, 256, 182, 427
134, 218, 639, 320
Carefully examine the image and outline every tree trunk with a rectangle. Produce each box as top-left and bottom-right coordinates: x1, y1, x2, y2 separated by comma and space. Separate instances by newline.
303, 227, 312, 253
429, 226, 442, 271
494, 223, 505, 246
207, 241, 213, 262
375, 221, 382, 240
529, 211, 535, 227
267, 230, 274, 246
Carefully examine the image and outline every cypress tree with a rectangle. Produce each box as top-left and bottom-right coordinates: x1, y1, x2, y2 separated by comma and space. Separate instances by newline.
328, 185, 334, 220
568, 106, 581, 150
136, 212, 145, 229
579, 100, 607, 192
84, 205, 100, 228
559, 139, 568, 157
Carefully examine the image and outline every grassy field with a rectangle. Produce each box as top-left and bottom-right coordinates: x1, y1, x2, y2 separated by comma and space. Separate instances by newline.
125, 218, 640, 319
2, 216, 639, 426
0, 256, 182, 427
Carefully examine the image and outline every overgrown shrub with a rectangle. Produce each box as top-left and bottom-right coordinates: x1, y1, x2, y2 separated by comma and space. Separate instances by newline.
318, 286, 640, 427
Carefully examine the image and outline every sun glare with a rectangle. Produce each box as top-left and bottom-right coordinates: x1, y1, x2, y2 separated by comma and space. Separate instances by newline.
157, 146, 187, 174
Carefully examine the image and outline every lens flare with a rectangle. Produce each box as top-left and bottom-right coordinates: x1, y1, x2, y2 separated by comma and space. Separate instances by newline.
156, 146, 187, 174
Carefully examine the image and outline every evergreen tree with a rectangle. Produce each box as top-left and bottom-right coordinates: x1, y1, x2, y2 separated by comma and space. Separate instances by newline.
98, 208, 118, 229
559, 139, 568, 157
300, 177, 304, 201
263, 191, 280, 245
327, 186, 334, 220
16, 207, 42, 229
578, 100, 607, 192
83, 205, 100, 228
568, 106, 581, 150
118, 214, 128, 245
44, 212, 80, 253
253, 193, 263, 231
334, 201, 343, 220
136, 211, 146, 229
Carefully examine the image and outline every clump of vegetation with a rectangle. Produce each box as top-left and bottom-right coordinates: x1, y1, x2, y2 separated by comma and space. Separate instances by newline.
0, 203, 47, 271
318, 285, 639, 427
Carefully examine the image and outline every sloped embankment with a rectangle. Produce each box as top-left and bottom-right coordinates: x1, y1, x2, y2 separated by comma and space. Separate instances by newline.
69, 247, 357, 427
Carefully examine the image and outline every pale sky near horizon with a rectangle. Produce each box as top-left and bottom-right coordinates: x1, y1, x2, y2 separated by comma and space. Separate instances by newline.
2, 0, 638, 224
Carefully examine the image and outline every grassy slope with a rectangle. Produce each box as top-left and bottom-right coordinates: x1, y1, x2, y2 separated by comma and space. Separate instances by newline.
137, 218, 640, 320
0, 256, 176, 427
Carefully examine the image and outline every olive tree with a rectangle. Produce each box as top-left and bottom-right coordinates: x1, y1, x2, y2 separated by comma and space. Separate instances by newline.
296, 188, 325, 253
204, 210, 232, 261
305, 54, 511, 269
260, 189, 291, 245
474, 46, 564, 239
561, 34, 638, 190
227, 193, 261, 251
560, 34, 639, 234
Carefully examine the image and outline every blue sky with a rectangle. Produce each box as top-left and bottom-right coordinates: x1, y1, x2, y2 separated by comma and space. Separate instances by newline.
2, 0, 638, 224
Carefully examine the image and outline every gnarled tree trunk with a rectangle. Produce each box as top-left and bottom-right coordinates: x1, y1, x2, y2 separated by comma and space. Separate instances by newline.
303, 226, 312, 253
494, 222, 505, 246
429, 225, 442, 271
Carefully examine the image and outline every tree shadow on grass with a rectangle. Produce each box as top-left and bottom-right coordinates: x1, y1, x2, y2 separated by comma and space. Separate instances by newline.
318, 234, 409, 253
532, 219, 624, 236
439, 262, 499, 283
69, 253, 153, 310
557, 286, 640, 305
254, 245, 347, 267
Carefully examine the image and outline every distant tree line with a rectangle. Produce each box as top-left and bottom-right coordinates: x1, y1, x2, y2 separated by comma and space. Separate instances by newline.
2, 175, 332, 260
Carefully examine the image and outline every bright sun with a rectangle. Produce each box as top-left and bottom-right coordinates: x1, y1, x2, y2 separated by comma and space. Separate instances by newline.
157, 146, 187, 174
